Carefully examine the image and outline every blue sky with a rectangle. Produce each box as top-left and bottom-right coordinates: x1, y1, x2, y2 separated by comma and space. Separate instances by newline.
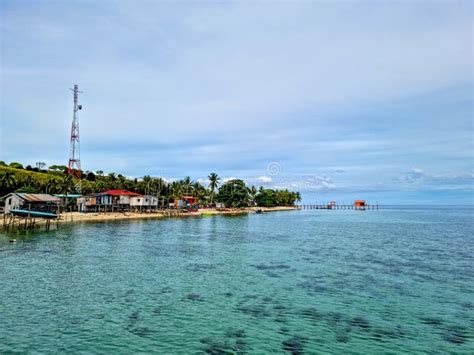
1, 0, 473, 204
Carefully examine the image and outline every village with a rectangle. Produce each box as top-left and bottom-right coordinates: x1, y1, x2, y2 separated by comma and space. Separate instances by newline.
1, 186, 376, 232
1, 188, 302, 231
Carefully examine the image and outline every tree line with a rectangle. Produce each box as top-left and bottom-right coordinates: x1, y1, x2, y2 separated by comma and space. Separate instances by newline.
0, 161, 301, 207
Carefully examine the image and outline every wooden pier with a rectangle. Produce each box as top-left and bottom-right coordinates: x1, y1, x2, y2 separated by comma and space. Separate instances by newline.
298, 204, 378, 210
2, 214, 55, 231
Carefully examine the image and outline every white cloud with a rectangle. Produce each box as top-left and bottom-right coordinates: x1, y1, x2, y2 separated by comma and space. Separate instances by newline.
256, 176, 272, 184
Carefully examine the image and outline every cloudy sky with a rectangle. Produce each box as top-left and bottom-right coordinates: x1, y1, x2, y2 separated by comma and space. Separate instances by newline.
1, 0, 473, 204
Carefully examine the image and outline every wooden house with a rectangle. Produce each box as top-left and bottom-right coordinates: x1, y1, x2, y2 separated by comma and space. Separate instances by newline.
1, 193, 60, 214
77, 190, 141, 212
354, 200, 366, 209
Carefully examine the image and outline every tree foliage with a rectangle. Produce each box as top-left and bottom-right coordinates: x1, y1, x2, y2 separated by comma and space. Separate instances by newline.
255, 188, 301, 207
216, 179, 251, 207
0, 162, 301, 207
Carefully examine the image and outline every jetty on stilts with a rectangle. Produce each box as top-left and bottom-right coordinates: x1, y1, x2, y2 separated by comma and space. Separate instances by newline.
2, 209, 58, 231
298, 201, 379, 211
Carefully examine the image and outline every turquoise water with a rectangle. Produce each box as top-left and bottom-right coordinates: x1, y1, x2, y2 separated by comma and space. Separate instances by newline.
1, 207, 473, 353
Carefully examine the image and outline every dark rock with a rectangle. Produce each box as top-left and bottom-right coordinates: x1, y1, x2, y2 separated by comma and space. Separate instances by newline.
253, 263, 291, 271
350, 316, 370, 329
200, 337, 233, 354
282, 336, 306, 354
184, 293, 205, 302
128, 326, 152, 338
237, 304, 269, 318
187, 263, 216, 272
274, 315, 288, 324
225, 329, 246, 338
442, 325, 468, 345
420, 316, 443, 326
335, 331, 350, 343
242, 294, 258, 300
129, 311, 139, 323
233, 338, 247, 353
296, 279, 328, 293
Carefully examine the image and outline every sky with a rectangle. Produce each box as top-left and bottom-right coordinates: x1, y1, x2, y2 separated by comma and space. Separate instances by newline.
1, 0, 473, 204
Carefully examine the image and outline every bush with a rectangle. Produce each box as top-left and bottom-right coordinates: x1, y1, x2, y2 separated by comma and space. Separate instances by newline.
9, 162, 23, 169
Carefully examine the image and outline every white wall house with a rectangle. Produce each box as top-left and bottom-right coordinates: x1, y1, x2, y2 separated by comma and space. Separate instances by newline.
130, 195, 158, 208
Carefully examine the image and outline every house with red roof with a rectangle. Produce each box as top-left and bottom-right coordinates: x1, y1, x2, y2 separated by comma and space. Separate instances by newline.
77, 189, 142, 212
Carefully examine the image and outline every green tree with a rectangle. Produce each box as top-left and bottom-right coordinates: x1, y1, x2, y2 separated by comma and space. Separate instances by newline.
208, 172, 220, 206
44, 178, 58, 194
60, 174, 75, 195
170, 181, 183, 199
192, 181, 208, 205
9, 162, 23, 169
86, 171, 96, 181
49, 165, 68, 173
249, 185, 257, 205
216, 179, 250, 207
181, 176, 193, 196
0, 171, 16, 194
255, 188, 300, 207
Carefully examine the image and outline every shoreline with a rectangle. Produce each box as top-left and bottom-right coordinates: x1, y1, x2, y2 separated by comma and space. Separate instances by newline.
55, 206, 299, 224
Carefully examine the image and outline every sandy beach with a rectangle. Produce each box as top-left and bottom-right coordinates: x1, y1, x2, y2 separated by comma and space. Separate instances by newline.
56, 206, 299, 224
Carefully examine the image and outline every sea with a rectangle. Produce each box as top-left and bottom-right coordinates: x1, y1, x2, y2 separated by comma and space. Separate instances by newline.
1, 206, 473, 353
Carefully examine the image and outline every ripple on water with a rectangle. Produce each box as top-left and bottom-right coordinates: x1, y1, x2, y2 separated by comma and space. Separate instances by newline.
1, 207, 473, 353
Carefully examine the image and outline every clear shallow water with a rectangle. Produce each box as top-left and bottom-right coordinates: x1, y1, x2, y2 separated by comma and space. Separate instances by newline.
1, 208, 473, 353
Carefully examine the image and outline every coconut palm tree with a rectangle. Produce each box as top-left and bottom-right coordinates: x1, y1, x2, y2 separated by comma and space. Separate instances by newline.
60, 174, 75, 195
170, 181, 183, 199
208, 172, 220, 206
249, 185, 257, 205
44, 178, 57, 194
192, 181, 207, 205
181, 176, 193, 196
142, 175, 152, 195
0, 171, 15, 194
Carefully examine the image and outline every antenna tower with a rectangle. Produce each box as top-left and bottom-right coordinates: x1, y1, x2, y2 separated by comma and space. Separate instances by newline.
68, 84, 83, 180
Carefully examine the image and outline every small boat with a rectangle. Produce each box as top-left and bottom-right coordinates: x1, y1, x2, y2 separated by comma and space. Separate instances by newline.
10, 209, 58, 219
255, 209, 263, 214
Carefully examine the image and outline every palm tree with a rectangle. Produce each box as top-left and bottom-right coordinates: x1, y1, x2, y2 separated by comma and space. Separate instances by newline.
170, 181, 183, 199
0, 171, 15, 194
60, 174, 75, 195
142, 175, 152, 195
181, 176, 193, 196
208, 172, 220, 206
249, 185, 257, 205
118, 174, 126, 190
192, 181, 207, 205
296, 192, 302, 203
45, 178, 57, 194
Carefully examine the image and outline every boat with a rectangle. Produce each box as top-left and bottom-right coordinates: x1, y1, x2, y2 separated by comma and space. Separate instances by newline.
9, 209, 58, 219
